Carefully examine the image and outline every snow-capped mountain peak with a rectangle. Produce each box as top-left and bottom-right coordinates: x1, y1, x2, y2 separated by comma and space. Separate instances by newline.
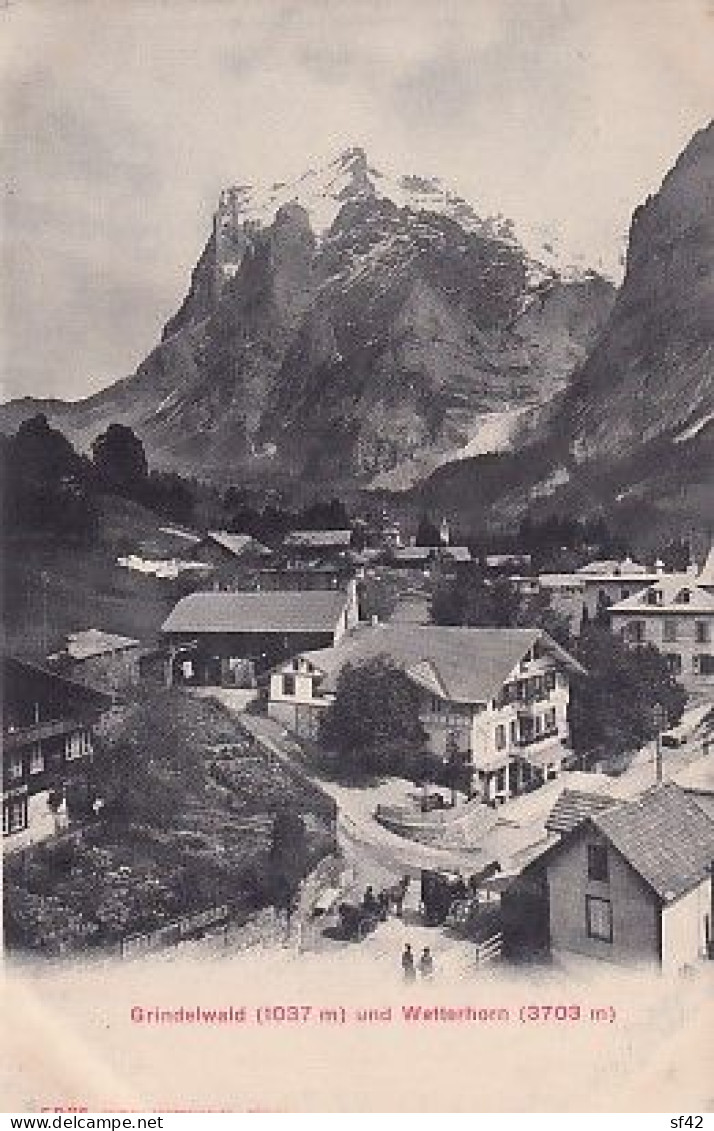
215, 146, 604, 282
216, 147, 378, 239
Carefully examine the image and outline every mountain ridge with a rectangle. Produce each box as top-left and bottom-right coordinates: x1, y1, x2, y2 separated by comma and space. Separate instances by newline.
0, 147, 615, 489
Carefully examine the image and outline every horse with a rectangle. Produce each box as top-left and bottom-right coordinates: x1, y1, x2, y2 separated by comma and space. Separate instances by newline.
380, 874, 410, 918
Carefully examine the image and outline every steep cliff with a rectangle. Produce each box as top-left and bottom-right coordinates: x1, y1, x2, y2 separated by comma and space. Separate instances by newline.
415, 123, 714, 540
555, 120, 714, 462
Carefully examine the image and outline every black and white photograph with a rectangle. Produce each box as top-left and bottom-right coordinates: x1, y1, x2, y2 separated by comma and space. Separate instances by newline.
1, 0, 713, 1115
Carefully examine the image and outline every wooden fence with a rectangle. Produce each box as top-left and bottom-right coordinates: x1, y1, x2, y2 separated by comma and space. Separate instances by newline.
474, 930, 503, 966
118, 903, 231, 959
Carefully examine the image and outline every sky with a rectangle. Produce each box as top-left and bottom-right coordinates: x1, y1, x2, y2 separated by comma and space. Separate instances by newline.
2, 0, 713, 402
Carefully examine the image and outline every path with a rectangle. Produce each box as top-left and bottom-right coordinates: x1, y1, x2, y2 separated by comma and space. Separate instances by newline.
237, 710, 493, 877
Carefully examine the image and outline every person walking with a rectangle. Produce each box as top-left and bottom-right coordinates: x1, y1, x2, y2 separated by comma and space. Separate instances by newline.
419, 946, 434, 978
401, 943, 416, 982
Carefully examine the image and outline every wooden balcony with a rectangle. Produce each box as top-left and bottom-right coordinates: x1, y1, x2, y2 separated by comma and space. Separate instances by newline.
2, 718, 85, 751
514, 727, 559, 749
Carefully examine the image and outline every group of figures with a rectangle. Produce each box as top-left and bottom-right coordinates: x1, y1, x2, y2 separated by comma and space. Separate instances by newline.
401, 943, 434, 981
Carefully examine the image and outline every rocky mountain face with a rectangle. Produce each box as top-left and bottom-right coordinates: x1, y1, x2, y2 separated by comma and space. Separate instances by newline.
415, 123, 714, 541
0, 148, 614, 489
547, 120, 714, 462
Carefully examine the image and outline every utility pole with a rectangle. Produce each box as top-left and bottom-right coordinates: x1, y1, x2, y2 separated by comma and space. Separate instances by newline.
652, 701, 667, 784
40, 571, 49, 657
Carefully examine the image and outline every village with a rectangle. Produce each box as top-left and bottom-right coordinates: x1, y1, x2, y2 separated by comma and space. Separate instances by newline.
4, 503, 714, 982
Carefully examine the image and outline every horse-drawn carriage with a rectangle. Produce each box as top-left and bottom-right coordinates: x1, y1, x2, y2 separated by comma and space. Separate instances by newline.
337, 900, 381, 941
420, 864, 500, 927
337, 876, 411, 940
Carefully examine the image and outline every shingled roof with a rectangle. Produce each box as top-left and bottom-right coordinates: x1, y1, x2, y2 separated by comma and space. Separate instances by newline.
162, 590, 348, 636
297, 624, 584, 704
545, 788, 616, 836
591, 783, 714, 902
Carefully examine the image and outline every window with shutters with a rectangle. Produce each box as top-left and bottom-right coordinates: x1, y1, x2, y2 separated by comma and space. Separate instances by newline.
586, 896, 613, 942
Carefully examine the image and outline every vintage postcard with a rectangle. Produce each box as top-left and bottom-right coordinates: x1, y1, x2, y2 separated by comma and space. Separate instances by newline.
2, 0, 713, 1114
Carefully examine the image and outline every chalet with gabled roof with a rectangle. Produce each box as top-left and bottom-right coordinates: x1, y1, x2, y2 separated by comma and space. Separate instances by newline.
48, 628, 144, 694
2, 655, 110, 849
282, 529, 353, 566
269, 624, 585, 804
162, 584, 359, 687
540, 783, 714, 969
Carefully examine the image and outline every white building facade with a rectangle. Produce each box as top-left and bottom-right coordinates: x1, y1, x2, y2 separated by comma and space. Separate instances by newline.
610, 577, 714, 693
269, 626, 584, 805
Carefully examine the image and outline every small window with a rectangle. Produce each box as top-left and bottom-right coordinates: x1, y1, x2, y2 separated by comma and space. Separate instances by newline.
3, 796, 28, 836
29, 745, 44, 774
695, 621, 710, 644
8, 753, 23, 780
586, 896, 613, 942
65, 731, 90, 760
509, 719, 518, 744
282, 674, 296, 696
544, 670, 556, 692
587, 843, 609, 882
664, 653, 682, 675
626, 620, 646, 644
675, 589, 691, 604
663, 619, 678, 643
495, 724, 506, 750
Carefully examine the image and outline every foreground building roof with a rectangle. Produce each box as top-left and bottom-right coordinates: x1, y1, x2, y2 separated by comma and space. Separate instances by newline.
545, 788, 616, 836
590, 783, 714, 902
297, 624, 585, 704
3, 653, 113, 709
162, 590, 348, 636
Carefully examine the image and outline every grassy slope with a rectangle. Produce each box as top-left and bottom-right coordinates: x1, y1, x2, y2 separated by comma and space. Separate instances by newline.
2, 494, 195, 658
4, 691, 336, 950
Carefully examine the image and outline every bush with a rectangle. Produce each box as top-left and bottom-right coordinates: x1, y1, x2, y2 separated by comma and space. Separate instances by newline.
319, 656, 427, 776
569, 626, 687, 765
